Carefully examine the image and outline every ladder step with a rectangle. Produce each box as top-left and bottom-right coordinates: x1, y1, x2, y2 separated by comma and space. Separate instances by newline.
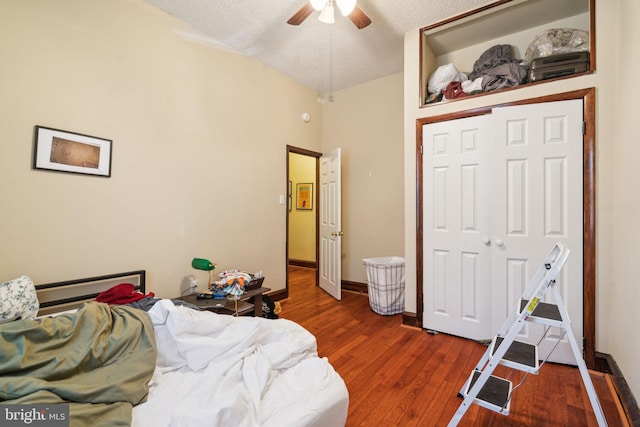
490, 337, 540, 373
520, 299, 563, 326
463, 370, 512, 415
449, 245, 607, 427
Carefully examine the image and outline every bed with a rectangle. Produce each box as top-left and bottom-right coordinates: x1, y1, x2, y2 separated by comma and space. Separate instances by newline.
0, 271, 349, 427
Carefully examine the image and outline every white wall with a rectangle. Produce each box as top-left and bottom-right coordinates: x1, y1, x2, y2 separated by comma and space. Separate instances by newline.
404, 0, 639, 401
0, 0, 322, 296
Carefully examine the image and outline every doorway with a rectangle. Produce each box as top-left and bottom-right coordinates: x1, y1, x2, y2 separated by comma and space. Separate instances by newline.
286, 146, 321, 297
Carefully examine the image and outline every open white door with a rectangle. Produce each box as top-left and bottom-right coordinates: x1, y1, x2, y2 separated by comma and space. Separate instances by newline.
319, 148, 342, 300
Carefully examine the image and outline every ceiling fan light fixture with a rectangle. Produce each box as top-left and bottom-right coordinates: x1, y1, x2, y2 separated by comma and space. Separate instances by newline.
318, 4, 335, 24
335, 0, 356, 16
310, 0, 328, 11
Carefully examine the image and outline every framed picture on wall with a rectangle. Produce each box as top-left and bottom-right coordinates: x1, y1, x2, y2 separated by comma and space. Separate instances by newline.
296, 183, 313, 210
33, 125, 112, 177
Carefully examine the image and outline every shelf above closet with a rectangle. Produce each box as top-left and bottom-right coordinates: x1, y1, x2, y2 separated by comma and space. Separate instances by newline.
419, 0, 594, 108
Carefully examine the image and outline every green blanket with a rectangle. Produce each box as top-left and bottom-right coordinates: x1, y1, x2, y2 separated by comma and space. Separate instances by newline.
0, 302, 157, 427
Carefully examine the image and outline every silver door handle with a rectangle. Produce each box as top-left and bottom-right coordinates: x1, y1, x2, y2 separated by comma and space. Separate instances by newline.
495, 239, 504, 247
331, 231, 344, 237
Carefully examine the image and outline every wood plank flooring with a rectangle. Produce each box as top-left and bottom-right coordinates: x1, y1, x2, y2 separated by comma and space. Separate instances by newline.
279, 266, 629, 427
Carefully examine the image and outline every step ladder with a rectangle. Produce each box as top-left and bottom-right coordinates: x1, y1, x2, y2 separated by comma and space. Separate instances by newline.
447, 243, 607, 426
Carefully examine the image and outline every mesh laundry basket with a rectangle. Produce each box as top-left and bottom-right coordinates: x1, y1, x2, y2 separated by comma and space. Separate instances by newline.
362, 257, 406, 315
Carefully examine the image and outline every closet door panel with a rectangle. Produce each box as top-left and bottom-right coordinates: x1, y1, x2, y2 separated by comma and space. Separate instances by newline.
491, 99, 584, 364
423, 115, 493, 340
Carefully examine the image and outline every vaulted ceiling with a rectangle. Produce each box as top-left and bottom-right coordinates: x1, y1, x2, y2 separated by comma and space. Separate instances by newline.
144, 0, 493, 96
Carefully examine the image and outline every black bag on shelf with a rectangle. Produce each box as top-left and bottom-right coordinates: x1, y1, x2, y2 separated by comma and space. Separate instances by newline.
528, 51, 590, 82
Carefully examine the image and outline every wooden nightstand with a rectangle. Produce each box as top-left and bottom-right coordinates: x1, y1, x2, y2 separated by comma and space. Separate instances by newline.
179, 287, 271, 317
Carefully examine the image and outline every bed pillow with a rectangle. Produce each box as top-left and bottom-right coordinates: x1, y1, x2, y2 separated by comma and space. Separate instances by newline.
0, 276, 39, 321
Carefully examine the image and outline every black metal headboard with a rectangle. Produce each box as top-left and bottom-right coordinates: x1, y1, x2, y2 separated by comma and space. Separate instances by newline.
36, 270, 146, 316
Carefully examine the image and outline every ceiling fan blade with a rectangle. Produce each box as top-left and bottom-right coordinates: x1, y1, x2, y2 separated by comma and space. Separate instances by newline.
287, 2, 315, 25
348, 4, 372, 29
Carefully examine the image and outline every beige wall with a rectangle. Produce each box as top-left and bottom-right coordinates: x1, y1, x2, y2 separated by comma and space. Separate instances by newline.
288, 153, 316, 262
0, 0, 404, 297
404, 0, 639, 400
609, 0, 640, 405
322, 73, 405, 283
0, 0, 322, 296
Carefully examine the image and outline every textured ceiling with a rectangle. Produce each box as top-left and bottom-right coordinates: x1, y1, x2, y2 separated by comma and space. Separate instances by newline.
144, 0, 493, 95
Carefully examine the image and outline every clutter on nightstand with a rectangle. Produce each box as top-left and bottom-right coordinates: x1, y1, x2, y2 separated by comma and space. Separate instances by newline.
184, 267, 271, 316
245, 273, 264, 291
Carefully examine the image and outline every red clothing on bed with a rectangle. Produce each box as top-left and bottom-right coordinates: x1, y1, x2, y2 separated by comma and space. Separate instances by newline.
96, 283, 154, 304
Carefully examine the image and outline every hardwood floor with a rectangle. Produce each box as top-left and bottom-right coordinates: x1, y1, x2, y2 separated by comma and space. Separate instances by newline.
280, 266, 629, 427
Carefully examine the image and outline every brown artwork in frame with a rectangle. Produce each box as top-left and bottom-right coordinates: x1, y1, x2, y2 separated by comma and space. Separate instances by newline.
296, 183, 313, 210
33, 125, 112, 177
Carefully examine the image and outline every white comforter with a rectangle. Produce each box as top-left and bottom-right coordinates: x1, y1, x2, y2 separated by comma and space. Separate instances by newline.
132, 299, 348, 427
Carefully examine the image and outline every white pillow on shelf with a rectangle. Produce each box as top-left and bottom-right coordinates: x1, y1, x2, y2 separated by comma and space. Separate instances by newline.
0, 276, 39, 321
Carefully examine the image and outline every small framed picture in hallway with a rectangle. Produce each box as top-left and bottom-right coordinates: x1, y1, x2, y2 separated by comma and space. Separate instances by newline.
296, 183, 313, 210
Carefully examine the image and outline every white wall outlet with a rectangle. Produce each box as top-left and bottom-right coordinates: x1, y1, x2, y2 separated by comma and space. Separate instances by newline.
189, 278, 197, 293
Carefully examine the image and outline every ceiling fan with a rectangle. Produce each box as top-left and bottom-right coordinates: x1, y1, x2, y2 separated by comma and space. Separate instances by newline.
287, 0, 372, 29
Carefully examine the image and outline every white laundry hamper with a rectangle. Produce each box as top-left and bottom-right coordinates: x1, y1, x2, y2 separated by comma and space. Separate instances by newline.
362, 257, 405, 315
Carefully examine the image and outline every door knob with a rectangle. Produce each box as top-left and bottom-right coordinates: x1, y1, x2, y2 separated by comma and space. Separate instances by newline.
331, 231, 344, 237
495, 239, 504, 247
483, 237, 491, 245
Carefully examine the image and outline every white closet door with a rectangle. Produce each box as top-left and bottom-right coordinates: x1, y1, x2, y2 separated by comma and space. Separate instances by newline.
422, 99, 584, 365
491, 99, 583, 364
423, 115, 494, 340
